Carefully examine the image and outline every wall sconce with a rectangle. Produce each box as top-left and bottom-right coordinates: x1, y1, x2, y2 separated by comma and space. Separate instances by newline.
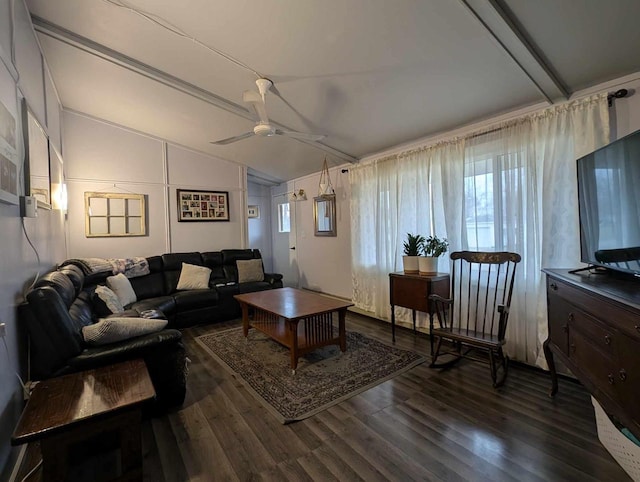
52, 182, 68, 211
288, 189, 307, 202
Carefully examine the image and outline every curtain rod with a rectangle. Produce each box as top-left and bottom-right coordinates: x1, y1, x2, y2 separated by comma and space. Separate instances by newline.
368, 90, 627, 165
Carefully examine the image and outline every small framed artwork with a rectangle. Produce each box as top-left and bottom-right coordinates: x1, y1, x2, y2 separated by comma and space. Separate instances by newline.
177, 189, 229, 222
247, 205, 260, 218
0, 60, 19, 206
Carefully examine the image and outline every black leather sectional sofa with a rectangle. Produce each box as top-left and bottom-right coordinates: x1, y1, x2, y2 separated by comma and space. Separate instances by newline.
20, 249, 283, 410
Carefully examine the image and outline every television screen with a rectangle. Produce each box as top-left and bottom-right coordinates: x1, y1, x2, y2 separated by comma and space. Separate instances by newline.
577, 129, 640, 275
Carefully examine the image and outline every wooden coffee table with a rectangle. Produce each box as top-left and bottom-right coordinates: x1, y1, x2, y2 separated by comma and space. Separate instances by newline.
12, 359, 155, 481
235, 288, 354, 372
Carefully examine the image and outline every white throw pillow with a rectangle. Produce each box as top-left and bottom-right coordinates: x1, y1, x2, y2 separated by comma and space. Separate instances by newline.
82, 317, 167, 346
94, 285, 125, 314
237, 259, 264, 283
106, 273, 137, 306
176, 262, 211, 290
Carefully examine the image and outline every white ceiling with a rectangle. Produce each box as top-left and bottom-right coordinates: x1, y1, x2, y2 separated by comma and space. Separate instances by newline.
26, 0, 640, 183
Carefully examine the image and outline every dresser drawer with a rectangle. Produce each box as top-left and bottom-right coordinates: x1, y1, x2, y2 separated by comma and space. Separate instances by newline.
568, 307, 617, 357
569, 329, 619, 403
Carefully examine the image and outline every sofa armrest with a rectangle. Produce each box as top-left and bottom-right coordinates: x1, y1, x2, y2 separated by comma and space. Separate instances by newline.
68, 329, 182, 371
264, 273, 283, 285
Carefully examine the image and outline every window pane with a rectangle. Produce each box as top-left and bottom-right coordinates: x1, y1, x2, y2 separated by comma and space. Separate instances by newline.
278, 203, 290, 233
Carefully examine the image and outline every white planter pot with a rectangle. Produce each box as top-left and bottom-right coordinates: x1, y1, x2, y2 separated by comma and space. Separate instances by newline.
419, 256, 438, 275
402, 255, 419, 274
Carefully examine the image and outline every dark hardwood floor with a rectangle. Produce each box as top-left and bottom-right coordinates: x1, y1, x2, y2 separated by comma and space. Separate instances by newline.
16, 312, 631, 481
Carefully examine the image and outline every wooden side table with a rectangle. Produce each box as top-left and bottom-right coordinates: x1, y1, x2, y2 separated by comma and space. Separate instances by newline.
389, 272, 450, 344
12, 359, 155, 482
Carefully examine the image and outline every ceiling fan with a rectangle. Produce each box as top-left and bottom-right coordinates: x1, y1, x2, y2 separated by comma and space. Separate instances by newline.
211, 78, 326, 145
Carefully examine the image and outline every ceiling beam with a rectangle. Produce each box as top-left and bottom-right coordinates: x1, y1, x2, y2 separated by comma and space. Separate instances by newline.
31, 15, 358, 164
460, 0, 569, 103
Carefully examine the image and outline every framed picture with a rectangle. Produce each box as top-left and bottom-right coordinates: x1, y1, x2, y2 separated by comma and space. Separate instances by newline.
177, 189, 229, 222
247, 205, 260, 218
0, 59, 19, 205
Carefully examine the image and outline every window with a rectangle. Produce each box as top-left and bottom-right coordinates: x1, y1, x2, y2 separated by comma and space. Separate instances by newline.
85, 192, 146, 237
278, 202, 290, 233
465, 153, 525, 251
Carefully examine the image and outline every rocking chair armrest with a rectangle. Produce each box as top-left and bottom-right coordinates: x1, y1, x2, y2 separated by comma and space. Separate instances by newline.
428, 294, 453, 305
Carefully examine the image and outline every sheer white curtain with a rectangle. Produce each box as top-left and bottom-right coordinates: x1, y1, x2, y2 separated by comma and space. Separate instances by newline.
350, 142, 463, 326
350, 93, 609, 366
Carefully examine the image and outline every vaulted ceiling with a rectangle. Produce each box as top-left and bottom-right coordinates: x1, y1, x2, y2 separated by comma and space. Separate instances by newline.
26, 0, 640, 183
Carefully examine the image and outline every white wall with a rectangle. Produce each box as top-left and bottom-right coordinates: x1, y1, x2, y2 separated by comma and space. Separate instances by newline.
63, 112, 247, 258
248, 181, 273, 272
271, 165, 352, 299
0, 0, 66, 477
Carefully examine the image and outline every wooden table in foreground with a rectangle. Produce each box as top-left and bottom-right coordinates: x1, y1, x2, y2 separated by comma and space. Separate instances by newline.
12, 359, 155, 482
235, 287, 354, 372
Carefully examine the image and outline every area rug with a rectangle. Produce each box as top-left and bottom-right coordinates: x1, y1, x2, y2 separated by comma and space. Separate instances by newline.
196, 327, 425, 423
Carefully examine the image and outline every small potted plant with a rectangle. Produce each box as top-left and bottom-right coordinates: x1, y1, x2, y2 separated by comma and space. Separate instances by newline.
402, 233, 425, 274
419, 235, 449, 275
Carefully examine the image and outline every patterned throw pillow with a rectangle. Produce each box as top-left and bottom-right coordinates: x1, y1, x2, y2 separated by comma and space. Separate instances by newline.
94, 285, 125, 314
176, 263, 212, 290
82, 317, 167, 346
106, 273, 137, 306
237, 259, 264, 283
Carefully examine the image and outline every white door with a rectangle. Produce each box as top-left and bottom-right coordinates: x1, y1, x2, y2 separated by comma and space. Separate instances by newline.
271, 193, 299, 287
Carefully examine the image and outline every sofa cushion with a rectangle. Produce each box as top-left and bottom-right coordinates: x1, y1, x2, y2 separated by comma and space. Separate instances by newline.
201, 251, 226, 280
221, 249, 260, 282
162, 252, 203, 293
94, 285, 125, 314
32, 271, 77, 308
173, 289, 218, 311
68, 290, 96, 328
82, 317, 168, 346
176, 263, 211, 290
107, 273, 137, 306
130, 296, 176, 315
130, 272, 165, 299
58, 265, 84, 296
237, 259, 264, 283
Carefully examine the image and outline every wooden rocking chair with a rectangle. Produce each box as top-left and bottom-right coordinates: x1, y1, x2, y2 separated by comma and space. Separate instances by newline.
428, 251, 521, 387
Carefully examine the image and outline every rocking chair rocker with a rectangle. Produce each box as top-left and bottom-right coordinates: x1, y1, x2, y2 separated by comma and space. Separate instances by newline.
428, 251, 521, 388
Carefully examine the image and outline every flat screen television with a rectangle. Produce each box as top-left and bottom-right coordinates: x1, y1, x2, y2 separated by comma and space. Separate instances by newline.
577, 129, 640, 276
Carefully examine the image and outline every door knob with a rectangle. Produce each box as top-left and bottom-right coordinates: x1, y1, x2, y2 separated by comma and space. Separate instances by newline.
290, 247, 296, 250
619, 369, 627, 381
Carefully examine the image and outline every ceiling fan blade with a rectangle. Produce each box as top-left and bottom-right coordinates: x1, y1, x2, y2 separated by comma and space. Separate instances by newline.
243, 90, 269, 123
275, 129, 326, 142
210, 131, 255, 145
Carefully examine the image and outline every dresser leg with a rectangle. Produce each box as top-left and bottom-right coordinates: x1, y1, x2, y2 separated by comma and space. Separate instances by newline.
543, 338, 558, 396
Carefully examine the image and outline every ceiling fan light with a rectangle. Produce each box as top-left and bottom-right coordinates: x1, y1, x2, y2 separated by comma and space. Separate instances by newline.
254, 123, 276, 137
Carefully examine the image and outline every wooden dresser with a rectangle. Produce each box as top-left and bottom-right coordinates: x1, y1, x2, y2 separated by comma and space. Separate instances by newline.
543, 268, 640, 439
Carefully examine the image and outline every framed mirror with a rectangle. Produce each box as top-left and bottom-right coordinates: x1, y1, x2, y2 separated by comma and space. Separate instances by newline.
24, 106, 51, 209
314, 195, 336, 237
